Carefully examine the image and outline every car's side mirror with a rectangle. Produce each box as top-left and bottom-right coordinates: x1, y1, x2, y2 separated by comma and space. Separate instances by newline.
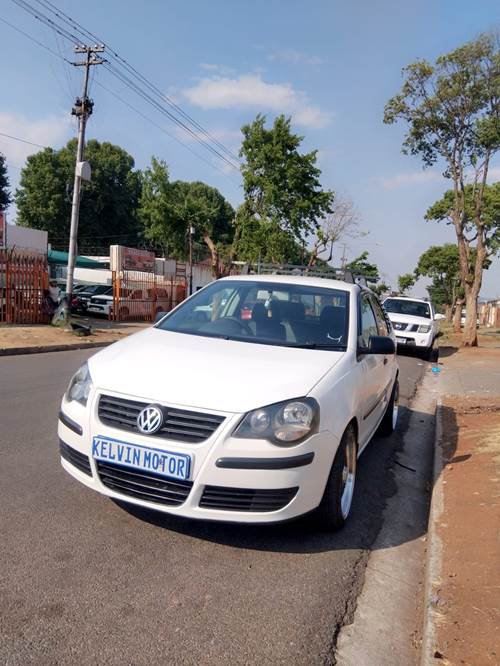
154, 311, 166, 324
434, 313, 445, 321
368, 335, 395, 355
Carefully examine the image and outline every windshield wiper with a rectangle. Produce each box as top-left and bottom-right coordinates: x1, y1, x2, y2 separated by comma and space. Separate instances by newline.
286, 342, 347, 350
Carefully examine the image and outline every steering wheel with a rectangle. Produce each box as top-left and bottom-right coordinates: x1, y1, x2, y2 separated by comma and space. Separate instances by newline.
224, 317, 253, 336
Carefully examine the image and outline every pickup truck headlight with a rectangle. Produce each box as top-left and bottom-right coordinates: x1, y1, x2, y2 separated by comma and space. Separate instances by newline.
234, 398, 319, 445
66, 362, 93, 406
418, 324, 431, 333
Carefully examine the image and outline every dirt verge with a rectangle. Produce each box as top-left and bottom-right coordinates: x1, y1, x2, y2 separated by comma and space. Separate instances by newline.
433, 397, 500, 666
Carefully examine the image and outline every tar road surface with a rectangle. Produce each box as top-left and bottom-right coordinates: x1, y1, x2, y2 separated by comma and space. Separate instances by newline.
0, 348, 427, 665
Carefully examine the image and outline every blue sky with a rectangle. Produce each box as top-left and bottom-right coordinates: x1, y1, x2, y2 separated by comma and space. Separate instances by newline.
1, 0, 499, 296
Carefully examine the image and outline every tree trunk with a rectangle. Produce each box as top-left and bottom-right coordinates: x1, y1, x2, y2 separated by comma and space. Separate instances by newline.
203, 235, 220, 279
444, 304, 452, 324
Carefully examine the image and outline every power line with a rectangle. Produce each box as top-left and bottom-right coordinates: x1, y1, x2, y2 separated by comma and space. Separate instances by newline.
95, 80, 240, 180
0, 132, 48, 149
33, 0, 241, 164
1, 14, 240, 182
0, 15, 71, 63
12, 0, 241, 171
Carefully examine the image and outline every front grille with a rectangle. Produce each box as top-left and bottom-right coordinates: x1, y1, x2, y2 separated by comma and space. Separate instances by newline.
60, 440, 92, 476
91, 298, 109, 305
97, 461, 192, 506
410, 324, 419, 332
98, 395, 225, 444
392, 321, 407, 331
199, 485, 299, 512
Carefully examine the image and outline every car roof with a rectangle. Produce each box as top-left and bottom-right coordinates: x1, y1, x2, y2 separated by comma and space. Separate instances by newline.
217, 274, 359, 292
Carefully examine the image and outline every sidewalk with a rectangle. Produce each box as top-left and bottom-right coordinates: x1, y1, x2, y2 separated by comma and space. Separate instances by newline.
422, 345, 500, 665
0, 318, 148, 355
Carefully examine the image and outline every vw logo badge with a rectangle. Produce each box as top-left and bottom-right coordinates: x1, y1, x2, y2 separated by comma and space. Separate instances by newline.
137, 405, 163, 435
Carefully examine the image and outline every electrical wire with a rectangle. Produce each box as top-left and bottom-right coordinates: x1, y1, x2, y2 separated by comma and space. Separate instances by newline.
2, 13, 239, 181
12, 0, 241, 171
0, 132, 48, 149
33, 0, 241, 164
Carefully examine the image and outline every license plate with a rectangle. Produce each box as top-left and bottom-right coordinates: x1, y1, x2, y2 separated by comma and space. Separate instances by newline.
396, 337, 406, 344
92, 436, 191, 480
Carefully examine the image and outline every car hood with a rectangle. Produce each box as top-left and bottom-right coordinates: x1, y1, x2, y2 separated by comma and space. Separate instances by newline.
386, 313, 431, 326
88, 327, 343, 413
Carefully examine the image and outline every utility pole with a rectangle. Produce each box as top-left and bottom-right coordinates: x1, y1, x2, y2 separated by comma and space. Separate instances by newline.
340, 243, 348, 269
62, 44, 104, 322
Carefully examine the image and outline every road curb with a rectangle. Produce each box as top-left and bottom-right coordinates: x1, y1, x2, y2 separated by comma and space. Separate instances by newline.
420, 398, 444, 666
0, 341, 113, 357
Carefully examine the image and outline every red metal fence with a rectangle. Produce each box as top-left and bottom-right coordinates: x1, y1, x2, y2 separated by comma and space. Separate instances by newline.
111, 269, 187, 322
0, 250, 49, 324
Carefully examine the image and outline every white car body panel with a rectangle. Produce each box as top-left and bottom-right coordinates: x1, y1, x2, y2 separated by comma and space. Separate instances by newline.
59, 275, 398, 524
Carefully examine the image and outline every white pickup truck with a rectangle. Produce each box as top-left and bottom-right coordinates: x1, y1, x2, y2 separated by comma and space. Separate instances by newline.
382, 296, 444, 360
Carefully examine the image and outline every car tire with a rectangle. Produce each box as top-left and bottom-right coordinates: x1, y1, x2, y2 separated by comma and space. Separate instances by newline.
377, 378, 399, 437
422, 344, 436, 362
315, 424, 357, 531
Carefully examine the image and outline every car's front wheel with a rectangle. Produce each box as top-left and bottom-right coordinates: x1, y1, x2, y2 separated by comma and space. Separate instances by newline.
315, 424, 357, 531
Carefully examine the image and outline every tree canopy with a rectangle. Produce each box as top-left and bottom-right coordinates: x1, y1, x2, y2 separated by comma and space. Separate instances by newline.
15, 139, 142, 252
384, 32, 500, 345
239, 114, 334, 262
397, 273, 415, 295
139, 157, 235, 275
0, 152, 11, 211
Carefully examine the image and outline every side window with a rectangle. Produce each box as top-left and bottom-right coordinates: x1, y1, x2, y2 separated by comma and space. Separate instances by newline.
370, 297, 389, 336
359, 295, 378, 348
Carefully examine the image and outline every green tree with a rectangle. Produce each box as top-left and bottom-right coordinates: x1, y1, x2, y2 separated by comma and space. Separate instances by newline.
15, 139, 142, 252
415, 244, 461, 323
384, 33, 500, 346
397, 273, 415, 295
139, 157, 235, 276
345, 251, 380, 282
239, 114, 334, 261
138, 158, 184, 257
0, 152, 12, 211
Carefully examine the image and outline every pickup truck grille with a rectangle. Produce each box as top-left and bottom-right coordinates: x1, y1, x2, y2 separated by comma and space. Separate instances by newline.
98, 394, 225, 444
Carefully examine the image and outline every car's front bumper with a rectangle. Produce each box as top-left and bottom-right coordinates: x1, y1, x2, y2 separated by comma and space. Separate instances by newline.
394, 330, 433, 348
58, 398, 338, 524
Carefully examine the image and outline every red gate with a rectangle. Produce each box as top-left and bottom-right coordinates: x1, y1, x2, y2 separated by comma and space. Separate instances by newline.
0, 250, 49, 324
111, 270, 187, 322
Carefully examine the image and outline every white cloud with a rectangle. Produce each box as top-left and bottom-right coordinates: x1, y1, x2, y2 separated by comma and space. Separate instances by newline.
374, 171, 443, 190
268, 50, 326, 65
0, 112, 71, 167
183, 73, 332, 129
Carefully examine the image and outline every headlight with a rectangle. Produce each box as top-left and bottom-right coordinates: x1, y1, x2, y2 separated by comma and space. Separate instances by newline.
66, 362, 93, 406
418, 324, 431, 333
234, 398, 319, 445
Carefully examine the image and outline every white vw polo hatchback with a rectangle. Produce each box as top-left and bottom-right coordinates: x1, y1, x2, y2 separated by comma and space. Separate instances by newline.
59, 275, 399, 530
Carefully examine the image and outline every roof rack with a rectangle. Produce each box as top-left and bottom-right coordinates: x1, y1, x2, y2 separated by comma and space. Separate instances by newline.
238, 262, 370, 287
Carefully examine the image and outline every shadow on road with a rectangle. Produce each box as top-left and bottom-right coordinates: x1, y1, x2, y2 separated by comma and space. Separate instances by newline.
116, 401, 437, 555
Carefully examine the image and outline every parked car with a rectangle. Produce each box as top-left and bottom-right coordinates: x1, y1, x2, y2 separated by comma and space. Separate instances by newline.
460, 308, 480, 328
87, 287, 170, 319
59, 275, 399, 531
72, 284, 113, 314
382, 296, 444, 360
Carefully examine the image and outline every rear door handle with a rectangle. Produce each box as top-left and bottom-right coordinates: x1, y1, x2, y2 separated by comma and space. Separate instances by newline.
383, 357, 388, 365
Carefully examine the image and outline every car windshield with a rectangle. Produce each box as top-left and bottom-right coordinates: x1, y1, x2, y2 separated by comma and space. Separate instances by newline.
384, 298, 431, 319
157, 280, 349, 349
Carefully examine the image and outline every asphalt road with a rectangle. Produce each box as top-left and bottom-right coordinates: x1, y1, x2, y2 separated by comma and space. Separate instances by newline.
0, 348, 427, 666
